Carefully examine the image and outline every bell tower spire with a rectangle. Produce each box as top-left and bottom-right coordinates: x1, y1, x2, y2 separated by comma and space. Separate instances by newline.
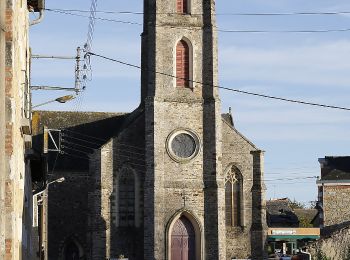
140, 0, 220, 101
142, 1, 226, 259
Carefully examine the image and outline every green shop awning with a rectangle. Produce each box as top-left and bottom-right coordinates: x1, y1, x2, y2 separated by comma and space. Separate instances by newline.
268, 235, 320, 241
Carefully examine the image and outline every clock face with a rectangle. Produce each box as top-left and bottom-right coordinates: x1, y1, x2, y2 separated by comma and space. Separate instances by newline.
167, 129, 200, 162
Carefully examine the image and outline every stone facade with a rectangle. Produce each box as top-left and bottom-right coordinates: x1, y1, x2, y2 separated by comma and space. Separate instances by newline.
0, 0, 36, 259
317, 157, 350, 229
32, 0, 267, 259
322, 186, 350, 227
33, 111, 267, 260
308, 225, 350, 260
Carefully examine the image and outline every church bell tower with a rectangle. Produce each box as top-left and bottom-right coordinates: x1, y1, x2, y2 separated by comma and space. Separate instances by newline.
142, 0, 226, 259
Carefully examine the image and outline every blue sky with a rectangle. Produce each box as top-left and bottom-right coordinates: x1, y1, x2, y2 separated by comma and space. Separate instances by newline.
29, 0, 350, 205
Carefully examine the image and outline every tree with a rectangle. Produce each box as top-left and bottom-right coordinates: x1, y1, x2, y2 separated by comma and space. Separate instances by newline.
289, 199, 305, 210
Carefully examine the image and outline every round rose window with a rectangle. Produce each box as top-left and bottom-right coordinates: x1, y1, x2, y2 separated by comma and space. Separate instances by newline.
167, 130, 200, 162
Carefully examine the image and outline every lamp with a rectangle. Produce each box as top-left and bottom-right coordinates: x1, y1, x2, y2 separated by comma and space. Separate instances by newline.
47, 177, 65, 186
32, 95, 75, 108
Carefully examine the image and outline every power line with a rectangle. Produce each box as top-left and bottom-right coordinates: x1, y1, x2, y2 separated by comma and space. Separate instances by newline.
61, 134, 103, 147
87, 51, 350, 111
265, 171, 318, 175
61, 130, 146, 152
45, 8, 350, 17
62, 144, 146, 163
61, 151, 90, 161
219, 28, 350, 33
63, 128, 107, 142
46, 9, 350, 34
61, 145, 93, 155
46, 9, 142, 25
61, 139, 95, 151
266, 181, 316, 185
264, 176, 317, 182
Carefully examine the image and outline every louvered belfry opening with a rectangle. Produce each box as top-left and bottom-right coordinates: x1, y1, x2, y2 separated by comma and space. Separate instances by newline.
176, 0, 188, 14
176, 40, 190, 88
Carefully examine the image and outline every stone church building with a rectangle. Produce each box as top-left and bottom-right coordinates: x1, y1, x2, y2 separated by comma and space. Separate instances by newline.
32, 0, 267, 259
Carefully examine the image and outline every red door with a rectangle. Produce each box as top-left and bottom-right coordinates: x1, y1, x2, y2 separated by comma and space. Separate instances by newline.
171, 216, 196, 260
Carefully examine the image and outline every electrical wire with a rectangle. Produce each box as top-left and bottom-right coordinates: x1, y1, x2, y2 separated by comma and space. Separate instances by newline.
59, 141, 317, 181
61, 134, 103, 147
45, 9, 350, 34
61, 145, 93, 155
63, 129, 288, 155
61, 139, 95, 151
47, 9, 142, 25
61, 129, 146, 151
265, 171, 318, 175
63, 128, 107, 142
87, 52, 350, 111
45, 8, 350, 17
50, 152, 59, 174
266, 180, 316, 185
263, 176, 317, 182
219, 28, 350, 33
61, 151, 90, 160
61, 144, 146, 163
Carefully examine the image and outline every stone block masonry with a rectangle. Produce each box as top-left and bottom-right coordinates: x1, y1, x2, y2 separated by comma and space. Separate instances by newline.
323, 185, 350, 227
0, 0, 35, 259
308, 224, 350, 260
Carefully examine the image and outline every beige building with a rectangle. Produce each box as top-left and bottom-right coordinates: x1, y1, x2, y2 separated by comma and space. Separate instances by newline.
0, 0, 45, 259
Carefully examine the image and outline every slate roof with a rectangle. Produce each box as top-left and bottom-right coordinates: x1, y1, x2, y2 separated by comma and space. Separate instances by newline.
31, 110, 256, 172
266, 199, 319, 228
222, 113, 234, 127
266, 199, 299, 227
294, 209, 318, 220
320, 156, 350, 181
32, 110, 128, 172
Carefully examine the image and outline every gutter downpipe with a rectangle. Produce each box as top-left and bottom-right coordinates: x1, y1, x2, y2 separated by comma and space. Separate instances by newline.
30, 9, 44, 26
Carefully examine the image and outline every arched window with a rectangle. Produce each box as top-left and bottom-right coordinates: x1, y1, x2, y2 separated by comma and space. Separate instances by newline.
177, 0, 189, 14
119, 170, 135, 227
225, 165, 242, 227
176, 40, 190, 88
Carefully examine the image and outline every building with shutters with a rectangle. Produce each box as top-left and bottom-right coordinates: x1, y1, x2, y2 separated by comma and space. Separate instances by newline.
32, 0, 267, 259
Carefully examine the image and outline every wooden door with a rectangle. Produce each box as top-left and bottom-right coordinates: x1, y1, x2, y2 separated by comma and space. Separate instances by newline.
171, 216, 196, 260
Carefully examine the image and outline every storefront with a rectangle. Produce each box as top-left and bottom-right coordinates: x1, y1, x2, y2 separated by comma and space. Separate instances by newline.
267, 228, 320, 256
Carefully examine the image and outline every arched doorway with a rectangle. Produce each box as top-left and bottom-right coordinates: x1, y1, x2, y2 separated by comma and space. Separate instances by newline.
64, 241, 79, 260
61, 238, 84, 260
171, 216, 196, 260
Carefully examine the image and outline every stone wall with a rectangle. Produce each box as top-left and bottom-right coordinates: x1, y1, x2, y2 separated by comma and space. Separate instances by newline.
222, 119, 267, 259
308, 225, 350, 260
47, 171, 90, 260
0, 1, 6, 258
89, 110, 145, 260
323, 185, 350, 227
142, 0, 227, 259
0, 1, 34, 259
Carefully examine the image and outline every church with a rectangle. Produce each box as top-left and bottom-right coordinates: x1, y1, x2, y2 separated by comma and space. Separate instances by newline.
32, 0, 267, 259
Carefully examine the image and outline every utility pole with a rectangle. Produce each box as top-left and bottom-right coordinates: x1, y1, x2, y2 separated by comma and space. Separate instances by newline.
31, 47, 83, 94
